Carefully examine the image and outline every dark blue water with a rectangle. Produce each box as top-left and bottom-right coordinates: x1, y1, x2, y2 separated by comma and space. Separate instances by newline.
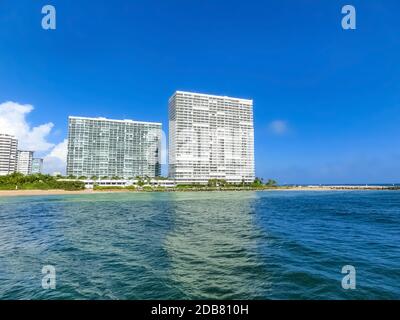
0, 191, 399, 299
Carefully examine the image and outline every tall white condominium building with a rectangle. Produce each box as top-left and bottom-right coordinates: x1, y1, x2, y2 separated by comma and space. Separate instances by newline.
67, 116, 162, 178
17, 150, 34, 175
169, 91, 255, 184
0, 134, 18, 176
32, 158, 44, 174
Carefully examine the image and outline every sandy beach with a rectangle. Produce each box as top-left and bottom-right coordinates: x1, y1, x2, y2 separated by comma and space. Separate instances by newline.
0, 189, 126, 197
0, 186, 396, 197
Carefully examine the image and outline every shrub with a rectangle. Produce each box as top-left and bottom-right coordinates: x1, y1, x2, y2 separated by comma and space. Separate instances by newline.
0, 173, 85, 191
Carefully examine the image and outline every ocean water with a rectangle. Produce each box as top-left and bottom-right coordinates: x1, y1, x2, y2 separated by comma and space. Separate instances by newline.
0, 191, 399, 300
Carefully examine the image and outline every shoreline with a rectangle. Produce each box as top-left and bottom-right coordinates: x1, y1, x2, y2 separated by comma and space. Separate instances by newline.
0, 186, 398, 197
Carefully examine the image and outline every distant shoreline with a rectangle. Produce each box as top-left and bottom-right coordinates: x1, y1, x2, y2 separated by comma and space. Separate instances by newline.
0, 186, 399, 197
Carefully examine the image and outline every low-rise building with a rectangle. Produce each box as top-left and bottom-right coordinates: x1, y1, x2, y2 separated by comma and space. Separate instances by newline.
61, 178, 178, 189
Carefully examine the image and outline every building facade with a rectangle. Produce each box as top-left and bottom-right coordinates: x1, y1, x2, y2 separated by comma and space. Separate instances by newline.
32, 158, 44, 174
17, 150, 34, 175
67, 116, 162, 178
0, 134, 18, 176
168, 91, 255, 184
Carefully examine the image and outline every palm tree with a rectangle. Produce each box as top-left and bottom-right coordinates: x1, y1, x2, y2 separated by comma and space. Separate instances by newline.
266, 179, 277, 187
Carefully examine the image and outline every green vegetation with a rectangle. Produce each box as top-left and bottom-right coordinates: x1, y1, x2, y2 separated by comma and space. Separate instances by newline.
252, 177, 263, 186
207, 179, 228, 187
0, 173, 85, 191
160, 178, 279, 192
137, 178, 145, 187
0, 174, 279, 193
265, 179, 278, 187
93, 185, 126, 191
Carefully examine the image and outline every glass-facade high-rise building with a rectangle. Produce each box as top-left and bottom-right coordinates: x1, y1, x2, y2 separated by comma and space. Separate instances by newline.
169, 91, 255, 184
67, 116, 162, 178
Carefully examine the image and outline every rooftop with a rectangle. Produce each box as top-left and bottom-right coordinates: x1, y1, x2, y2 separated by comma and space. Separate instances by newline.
68, 116, 162, 126
0, 133, 17, 138
172, 91, 253, 104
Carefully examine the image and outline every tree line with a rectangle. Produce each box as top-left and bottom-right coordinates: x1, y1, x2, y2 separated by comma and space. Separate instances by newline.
0, 173, 85, 191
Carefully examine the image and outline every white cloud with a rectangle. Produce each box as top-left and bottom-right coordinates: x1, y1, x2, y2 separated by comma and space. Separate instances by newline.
43, 139, 68, 175
0, 101, 54, 151
0, 101, 67, 174
268, 120, 289, 135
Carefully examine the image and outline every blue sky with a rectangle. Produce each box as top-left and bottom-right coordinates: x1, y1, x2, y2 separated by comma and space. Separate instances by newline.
0, 0, 399, 183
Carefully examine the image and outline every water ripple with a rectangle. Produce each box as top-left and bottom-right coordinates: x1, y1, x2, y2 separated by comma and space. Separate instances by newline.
0, 191, 399, 299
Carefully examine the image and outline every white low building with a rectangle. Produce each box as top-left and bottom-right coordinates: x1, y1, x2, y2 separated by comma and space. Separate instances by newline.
78, 179, 177, 189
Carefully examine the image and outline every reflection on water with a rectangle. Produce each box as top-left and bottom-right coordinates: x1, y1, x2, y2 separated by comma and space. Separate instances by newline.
164, 192, 269, 299
56, 193, 177, 299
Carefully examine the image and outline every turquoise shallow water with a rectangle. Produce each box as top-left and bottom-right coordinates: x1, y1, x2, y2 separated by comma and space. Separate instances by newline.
0, 191, 399, 299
